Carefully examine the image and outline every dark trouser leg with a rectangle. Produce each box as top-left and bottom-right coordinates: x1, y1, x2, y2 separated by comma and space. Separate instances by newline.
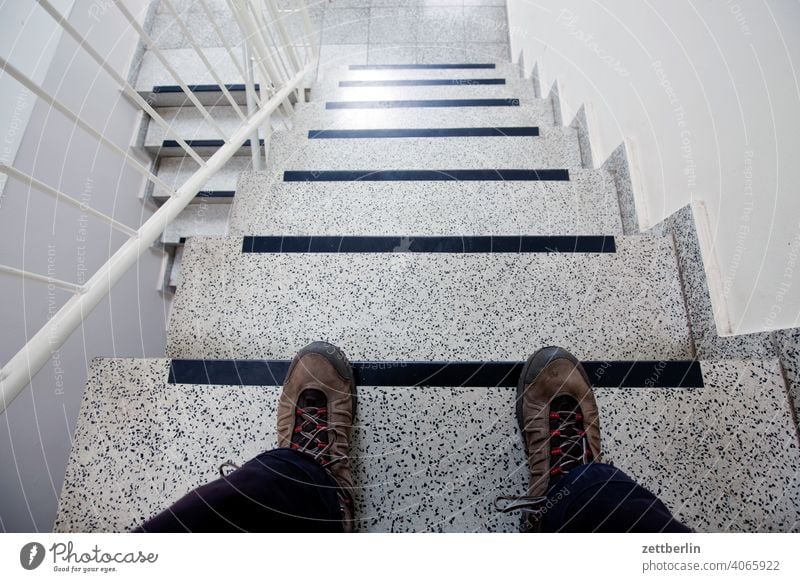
540, 463, 691, 533
134, 448, 344, 532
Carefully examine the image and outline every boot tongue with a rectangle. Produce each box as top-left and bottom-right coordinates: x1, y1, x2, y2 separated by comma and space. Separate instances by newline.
292, 388, 330, 450
297, 388, 326, 409
550, 395, 588, 467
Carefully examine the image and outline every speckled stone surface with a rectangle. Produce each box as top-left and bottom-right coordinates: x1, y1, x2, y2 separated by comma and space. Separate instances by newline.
229, 169, 623, 235
570, 105, 594, 169
144, 106, 262, 149
549, 80, 563, 126
661, 205, 776, 360
162, 203, 231, 245
265, 127, 582, 171
54, 357, 800, 532
292, 100, 555, 129
322, 62, 523, 82
602, 142, 640, 235
311, 78, 537, 103
149, 0, 322, 50
165, 235, 690, 361
597, 359, 800, 532
775, 328, 800, 424
135, 47, 241, 93
531, 62, 543, 99
149, 8, 243, 50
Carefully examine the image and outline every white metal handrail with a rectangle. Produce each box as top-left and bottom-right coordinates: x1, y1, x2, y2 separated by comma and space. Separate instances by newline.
0, 0, 318, 413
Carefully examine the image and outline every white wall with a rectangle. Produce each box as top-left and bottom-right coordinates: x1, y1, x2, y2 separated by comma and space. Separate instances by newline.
0, 0, 166, 532
508, 0, 800, 335
0, 0, 75, 194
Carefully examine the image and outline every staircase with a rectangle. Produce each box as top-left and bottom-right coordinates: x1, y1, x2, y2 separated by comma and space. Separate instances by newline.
53, 1, 800, 533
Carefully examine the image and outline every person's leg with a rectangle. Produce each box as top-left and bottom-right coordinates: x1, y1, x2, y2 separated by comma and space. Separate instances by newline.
540, 463, 690, 533
495, 346, 689, 533
135, 341, 357, 533
135, 448, 344, 532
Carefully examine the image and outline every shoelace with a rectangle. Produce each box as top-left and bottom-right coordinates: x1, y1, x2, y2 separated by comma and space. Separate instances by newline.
290, 405, 344, 467
494, 409, 590, 519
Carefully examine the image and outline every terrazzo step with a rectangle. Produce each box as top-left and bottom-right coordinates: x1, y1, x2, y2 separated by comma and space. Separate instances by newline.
134, 47, 310, 107
310, 77, 537, 103
162, 202, 231, 246
135, 48, 243, 106
289, 100, 555, 129
228, 169, 623, 235
149, 138, 264, 158
168, 244, 184, 289
152, 156, 248, 203
165, 235, 691, 361
324, 63, 523, 82
144, 105, 291, 154
265, 126, 583, 171
54, 357, 800, 532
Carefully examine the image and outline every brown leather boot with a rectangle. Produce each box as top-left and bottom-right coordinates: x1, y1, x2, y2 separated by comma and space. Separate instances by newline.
276, 341, 357, 532
495, 346, 601, 531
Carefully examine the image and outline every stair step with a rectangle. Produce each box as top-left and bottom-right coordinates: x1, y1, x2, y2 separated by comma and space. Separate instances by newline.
168, 244, 184, 289
144, 105, 286, 153
167, 358, 705, 388
136, 48, 244, 106
325, 98, 523, 109
350, 63, 500, 70
290, 100, 554, 129
322, 62, 523, 82
162, 202, 231, 245
152, 156, 248, 203
150, 138, 264, 158
228, 169, 623, 235
165, 235, 691, 361
54, 357, 800, 532
311, 78, 537, 103
266, 127, 582, 171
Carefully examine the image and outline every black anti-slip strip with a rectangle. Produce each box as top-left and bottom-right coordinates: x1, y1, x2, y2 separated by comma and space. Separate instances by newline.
308, 127, 539, 139
349, 64, 496, 70
195, 190, 235, 198
241, 235, 616, 253
162, 139, 265, 148
327, 98, 520, 109
168, 359, 704, 388
339, 78, 506, 87
151, 83, 257, 93
283, 169, 570, 182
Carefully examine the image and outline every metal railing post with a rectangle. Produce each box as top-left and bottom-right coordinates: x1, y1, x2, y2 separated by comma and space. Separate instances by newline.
243, 43, 263, 172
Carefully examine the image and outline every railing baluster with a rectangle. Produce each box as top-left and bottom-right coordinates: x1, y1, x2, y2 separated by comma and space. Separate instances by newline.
34, 0, 206, 166
113, 0, 229, 141
0, 265, 85, 294
243, 44, 263, 171
0, 164, 138, 237
0, 56, 178, 197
